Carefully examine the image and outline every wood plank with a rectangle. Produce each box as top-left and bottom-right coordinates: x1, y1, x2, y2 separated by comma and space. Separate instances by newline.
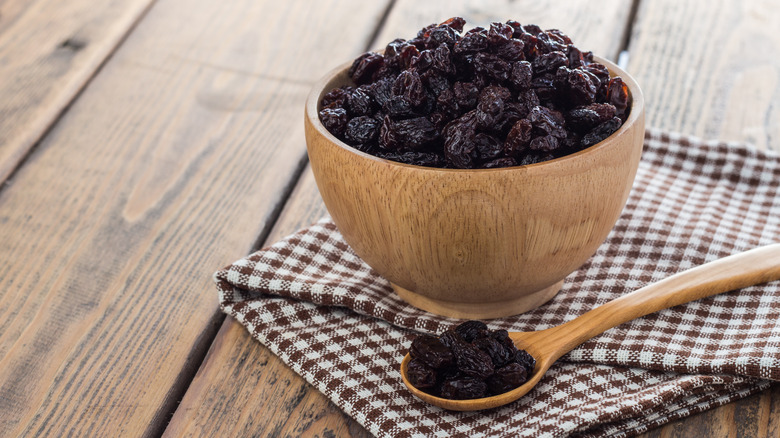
627, 0, 780, 436
163, 167, 370, 437
638, 383, 780, 438
164, 1, 636, 436
0, 0, 390, 436
0, 0, 157, 183
626, 0, 780, 151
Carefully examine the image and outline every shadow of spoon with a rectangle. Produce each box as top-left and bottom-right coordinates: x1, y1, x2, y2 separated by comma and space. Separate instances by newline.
401, 244, 780, 411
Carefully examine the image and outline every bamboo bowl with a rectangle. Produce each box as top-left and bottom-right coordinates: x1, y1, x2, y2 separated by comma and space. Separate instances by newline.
304, 57, 645, 319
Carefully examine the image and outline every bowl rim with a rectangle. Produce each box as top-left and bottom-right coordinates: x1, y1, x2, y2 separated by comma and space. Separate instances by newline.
306, 54, 644, 172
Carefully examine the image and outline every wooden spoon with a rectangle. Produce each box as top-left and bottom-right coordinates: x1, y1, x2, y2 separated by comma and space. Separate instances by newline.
400, 244, 780, 411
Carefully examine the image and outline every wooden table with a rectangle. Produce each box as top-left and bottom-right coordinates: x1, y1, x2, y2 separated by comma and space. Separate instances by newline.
1, 0, 778, 436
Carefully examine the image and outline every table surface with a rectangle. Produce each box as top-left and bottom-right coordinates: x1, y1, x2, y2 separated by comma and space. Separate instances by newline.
1, 0, 779, 436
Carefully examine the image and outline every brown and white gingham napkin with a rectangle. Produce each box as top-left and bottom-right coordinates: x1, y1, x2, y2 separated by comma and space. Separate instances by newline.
216, 128, 780, 437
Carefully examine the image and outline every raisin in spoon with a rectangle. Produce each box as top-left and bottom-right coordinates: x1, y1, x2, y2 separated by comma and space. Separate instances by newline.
401, 244, 780, 411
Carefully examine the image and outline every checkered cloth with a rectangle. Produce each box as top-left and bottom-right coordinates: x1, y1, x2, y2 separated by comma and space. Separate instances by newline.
216, 129, 780, 437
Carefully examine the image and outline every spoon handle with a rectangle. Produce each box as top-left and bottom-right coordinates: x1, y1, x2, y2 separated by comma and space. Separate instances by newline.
542, 244, 780, 361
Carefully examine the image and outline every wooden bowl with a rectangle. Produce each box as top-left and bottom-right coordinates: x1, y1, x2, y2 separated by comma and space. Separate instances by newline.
304, 57, 645, 319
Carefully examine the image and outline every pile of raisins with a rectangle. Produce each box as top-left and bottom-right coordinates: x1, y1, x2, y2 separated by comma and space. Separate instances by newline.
406, 320, 536, 399
319, 17, 630, 168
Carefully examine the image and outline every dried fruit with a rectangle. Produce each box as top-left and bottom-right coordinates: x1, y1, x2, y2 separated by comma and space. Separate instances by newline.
406, 320, 535, 399
410, 334, 454, 368
344, 116, 380, 145
320, 17, 629, 167
515, 349, 537, 374
454, 320, 488, 342
348, 52, 384, 85
319, 107, 348, 136
440, 377, 487, 399
487, 363, 527, 395
582, 116, 622, 147
407, 358, 438, 389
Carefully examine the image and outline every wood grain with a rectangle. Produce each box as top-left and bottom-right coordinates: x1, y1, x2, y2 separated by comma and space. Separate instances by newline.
163, 167, 373, 437
0, 0, 157, 183
165, 0, 637, 435
400, 244, 780, 412
626, 1, 780, 436
626, 0, 780, 151
0, 0, 390, 436
305, 56, 644, 319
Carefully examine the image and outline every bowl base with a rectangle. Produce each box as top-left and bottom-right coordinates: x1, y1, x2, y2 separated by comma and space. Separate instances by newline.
391, 280, 564, 319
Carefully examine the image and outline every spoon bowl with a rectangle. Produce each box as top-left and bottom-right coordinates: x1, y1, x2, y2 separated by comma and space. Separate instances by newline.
400, 244, 780, 411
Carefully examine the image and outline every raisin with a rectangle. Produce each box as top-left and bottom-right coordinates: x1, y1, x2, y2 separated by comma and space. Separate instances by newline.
454, 320, 488, 342
368, 78, 394, 108
405, 320, 538, 399
482, 157, 518, 168
321, 87, 351, 109
455, 34, 488, 57
492, 329, 510, 342
488, 22, 514, 45
474, 336, 514, 367
581, 116, 622, 147
474, 132, 504, 160
451, 342, 494, 379
407, 358, 438, 390
431, 44, 456, 75
452, 82, 479, 110
532, 51, 568, 75
320, 18, 628, 168
530, 75, 556, 101
441, 17, 466, 33
381, 116, 439, 150
399, 44, 420, 69
529, 105, 566, 139
392, 70, 426, 107
443, 112, 478, 168
566, 103, 615, 133
439, 329, 463, 349
344, 116, 380, 145
505, 119, 533, 157
520, 152, 554, 165
347, 86, 374, 116
564, 68, 598, 106
382, 96, 416, 119
422, 71, 451, 97
529, 134, 560, 152
547, 29, 572, 45
443, 124, 477, 168
473, 52, 511, 81
383, 38, 408, 69
567, 45, 583, 68
476, 85, 511, 130
495, 102, 529, 134
319, 107, 348, 136
379, 151, 443, 167
440, 377, 487, 400
535, 32, 567, 54
607, 77, 630, 120
410, 334, 454, 368
522, 24, 543, 35
515, 349, 536, 374
413, 50, 434, 71
348, 52, 384, 85
487, 363, 528, 395
510, 61, 533, 90
436, 89, 460, 119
